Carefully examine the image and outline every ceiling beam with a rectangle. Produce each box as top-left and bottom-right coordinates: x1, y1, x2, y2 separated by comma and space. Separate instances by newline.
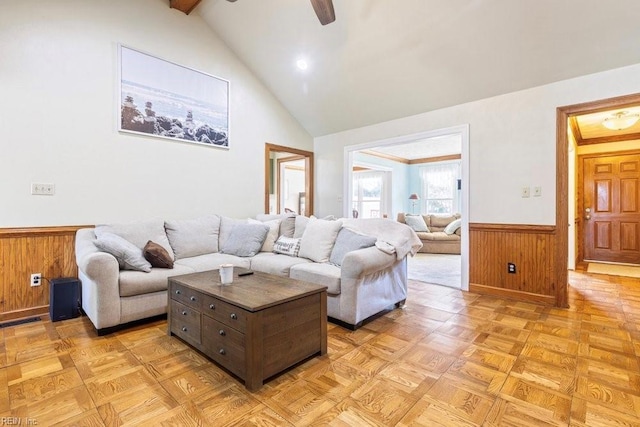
170, 0, 202, 15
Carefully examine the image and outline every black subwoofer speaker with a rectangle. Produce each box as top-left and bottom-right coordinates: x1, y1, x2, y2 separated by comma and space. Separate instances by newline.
49, 277, 80, 322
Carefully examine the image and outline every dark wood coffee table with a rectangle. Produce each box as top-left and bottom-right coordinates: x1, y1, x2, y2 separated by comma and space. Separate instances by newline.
167, 269, 327, 391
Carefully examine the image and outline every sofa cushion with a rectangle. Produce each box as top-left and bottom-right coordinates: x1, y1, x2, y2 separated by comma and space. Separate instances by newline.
220, 223, 269, 257
430, 214, 460, 229
248, 218, 281, 252
298, 218, 343, 263
119, 264, 194, 297
329, 228, 377, 266
250, 253, 311, 276
174, 253, 251, 272
95, 218, 174, 260
143, 240, 174, 269
273, 236, 302, 257
444, 218, 462, 235
421, 231, 460, 241
290, 263, 341, 295
165, 215, 221, 259
404, 214, 429, 232
255, 213, 296, 238
94, 232, 151, 272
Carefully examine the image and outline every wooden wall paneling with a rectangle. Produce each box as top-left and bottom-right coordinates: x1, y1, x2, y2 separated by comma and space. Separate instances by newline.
0, 226, 85, 322
469, 224, 557, 305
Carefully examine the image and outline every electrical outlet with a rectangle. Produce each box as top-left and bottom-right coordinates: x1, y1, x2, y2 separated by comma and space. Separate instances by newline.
521, 187, 530, 198
533, 186, 542, 197
31, 183, 55, 196
30, 273, 42, 287
507, 263, 516, 274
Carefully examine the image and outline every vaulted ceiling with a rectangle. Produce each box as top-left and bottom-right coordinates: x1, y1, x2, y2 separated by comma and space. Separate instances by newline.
175, 0, 640, 137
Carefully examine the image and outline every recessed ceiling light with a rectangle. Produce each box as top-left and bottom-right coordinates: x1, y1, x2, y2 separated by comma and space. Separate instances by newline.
296, 59, 308, 70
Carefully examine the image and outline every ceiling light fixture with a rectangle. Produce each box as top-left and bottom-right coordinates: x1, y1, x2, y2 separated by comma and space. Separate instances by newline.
602, 111, 640, 131
296, 59, 308, 70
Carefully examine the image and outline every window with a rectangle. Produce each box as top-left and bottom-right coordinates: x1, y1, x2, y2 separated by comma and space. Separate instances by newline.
352, 170, 391, 218
419, 161, 461, 214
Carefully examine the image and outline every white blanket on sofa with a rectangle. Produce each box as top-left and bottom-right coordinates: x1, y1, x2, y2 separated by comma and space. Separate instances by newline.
340, 218, 423, 260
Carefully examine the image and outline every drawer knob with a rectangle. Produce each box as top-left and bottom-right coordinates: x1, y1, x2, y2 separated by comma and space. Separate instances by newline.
182, 327, 187, 332
190, 296, 197, 302
219, 329, 226, 336
230, 313, 238, 320
181, 310, 187, 316
175, 290, 181, 295
209, 304, 215, 310
219, 349, 226, 355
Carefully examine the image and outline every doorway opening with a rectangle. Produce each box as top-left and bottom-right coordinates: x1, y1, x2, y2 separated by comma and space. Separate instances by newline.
559, 93, 640, 292
344, 124, 470, 291
264, 143, 314, 216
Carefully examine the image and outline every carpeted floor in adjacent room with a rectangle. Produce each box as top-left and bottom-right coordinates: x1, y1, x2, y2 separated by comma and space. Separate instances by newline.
407, 253, 461, 288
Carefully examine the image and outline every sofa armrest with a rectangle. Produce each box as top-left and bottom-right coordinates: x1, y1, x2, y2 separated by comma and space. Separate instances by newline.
341, 246, 397, 279
76, 227, 119, 280
75, 228, 122, 330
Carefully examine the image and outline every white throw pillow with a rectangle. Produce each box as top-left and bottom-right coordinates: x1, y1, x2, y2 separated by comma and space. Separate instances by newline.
219, 216, 248, 249
255, 213, 296, 237
273, 236, 302, 257
329, 228, 377, 266
404, 214, 429, 232
165, 215, 221, 259
94, 232, 152, 272
248, 218, 281, 252
95, 217, 174, 260
298, 218, 343, 263
220, 223, 269, 257
444, 218, 462, 235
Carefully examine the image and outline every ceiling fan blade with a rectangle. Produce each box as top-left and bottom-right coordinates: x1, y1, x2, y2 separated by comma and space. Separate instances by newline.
310, 0, 335, 25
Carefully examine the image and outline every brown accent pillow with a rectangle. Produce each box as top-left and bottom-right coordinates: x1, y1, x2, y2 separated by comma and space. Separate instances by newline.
143, 240, 174, 269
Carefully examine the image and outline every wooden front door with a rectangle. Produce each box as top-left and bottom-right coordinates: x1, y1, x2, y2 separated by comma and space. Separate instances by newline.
583, 153, 640, 265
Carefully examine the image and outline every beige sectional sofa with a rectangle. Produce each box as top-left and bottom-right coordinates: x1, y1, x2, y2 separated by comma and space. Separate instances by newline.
397, 213, 461, 254
75, 214, 422, 334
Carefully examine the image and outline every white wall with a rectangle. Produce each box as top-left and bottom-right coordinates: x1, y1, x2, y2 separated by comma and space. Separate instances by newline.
315, 64, 640, 224
0, 0, 312, 227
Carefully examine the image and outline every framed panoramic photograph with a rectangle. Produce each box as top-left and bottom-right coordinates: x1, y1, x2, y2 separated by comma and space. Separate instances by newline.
118, 45, 229, 148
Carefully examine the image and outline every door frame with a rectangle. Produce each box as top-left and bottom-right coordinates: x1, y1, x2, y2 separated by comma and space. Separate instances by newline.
557, 92, 640, 306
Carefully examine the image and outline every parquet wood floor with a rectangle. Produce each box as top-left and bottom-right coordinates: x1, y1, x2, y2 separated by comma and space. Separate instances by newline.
1, 270, 639, 426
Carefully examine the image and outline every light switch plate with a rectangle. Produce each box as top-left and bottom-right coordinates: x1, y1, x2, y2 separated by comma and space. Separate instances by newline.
31, 183, 55, 196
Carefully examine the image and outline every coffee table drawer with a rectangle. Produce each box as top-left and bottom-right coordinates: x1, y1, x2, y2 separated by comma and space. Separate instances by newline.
202, 316, 245, 378
171, 283, 202, 310
170, 301, 201, 345
201, 294, 247, 332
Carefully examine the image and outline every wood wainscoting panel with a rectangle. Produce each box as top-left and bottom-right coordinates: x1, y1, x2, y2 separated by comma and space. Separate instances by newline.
0, 226, 86, 322
469, 223, 558, 305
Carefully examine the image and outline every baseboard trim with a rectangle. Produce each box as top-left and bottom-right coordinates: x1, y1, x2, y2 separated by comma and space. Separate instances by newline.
469, 283, 556, 305
0, 306, 49, 322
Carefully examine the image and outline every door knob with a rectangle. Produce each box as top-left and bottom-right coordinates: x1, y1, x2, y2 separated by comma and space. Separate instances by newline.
585, 214, 591, 220
585, 207, 591, 213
